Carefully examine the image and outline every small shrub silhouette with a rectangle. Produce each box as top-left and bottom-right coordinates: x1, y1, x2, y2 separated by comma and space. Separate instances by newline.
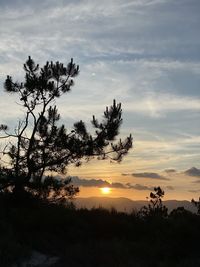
139, 186, 168, 218
191, 197, 200, 215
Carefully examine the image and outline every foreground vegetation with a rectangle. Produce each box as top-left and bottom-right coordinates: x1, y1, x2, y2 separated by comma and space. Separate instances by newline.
0, 191, 200, 267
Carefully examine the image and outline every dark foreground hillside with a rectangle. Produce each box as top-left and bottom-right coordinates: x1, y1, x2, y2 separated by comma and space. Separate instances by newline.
0, 195, 200, 267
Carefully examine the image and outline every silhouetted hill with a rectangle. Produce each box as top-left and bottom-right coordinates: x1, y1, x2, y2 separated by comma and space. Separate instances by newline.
75, 197, 196, 213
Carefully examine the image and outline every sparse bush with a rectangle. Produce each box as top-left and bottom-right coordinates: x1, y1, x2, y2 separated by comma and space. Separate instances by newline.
191, 197, 200, 215
138, 187, 168, 219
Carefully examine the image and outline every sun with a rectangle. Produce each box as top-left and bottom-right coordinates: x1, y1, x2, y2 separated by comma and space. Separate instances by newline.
100, 187, 111, 195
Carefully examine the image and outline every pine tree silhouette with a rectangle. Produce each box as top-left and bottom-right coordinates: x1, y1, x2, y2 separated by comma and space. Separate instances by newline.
0, 57, 132, 201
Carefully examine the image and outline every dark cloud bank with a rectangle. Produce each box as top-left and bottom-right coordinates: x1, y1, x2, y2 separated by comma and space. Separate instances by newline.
184, 167, 200, 177
183, 167, 200, 184
68, 176, 173, 192
70, 176, 128, 189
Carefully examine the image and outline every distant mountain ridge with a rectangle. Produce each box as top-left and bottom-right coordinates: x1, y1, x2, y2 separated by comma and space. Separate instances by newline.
74, 197, 196, 213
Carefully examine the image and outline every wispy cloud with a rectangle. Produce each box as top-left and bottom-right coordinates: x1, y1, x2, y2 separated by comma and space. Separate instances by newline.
125, 94, 200, 118
126, 183, 154, 191
189, 189, 200, 193
165, 169, 176, 174
129, 172, 169, 180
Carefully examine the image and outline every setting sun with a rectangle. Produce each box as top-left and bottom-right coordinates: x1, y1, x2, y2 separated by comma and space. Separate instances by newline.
100, 187, 111, 195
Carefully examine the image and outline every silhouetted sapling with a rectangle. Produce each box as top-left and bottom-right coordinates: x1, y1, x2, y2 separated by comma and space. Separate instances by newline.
0, 57, 132, 201
139, 186, 168, 218
191, 197, 200, 215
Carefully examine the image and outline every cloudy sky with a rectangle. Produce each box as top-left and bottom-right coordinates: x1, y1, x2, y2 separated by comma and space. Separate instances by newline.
0, 0, 200, 200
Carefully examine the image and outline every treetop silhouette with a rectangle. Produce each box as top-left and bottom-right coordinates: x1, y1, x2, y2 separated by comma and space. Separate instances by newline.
0, 56, 132, 201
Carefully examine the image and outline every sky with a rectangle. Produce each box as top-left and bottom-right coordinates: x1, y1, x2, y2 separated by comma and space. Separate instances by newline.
0, 0, 200, 200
